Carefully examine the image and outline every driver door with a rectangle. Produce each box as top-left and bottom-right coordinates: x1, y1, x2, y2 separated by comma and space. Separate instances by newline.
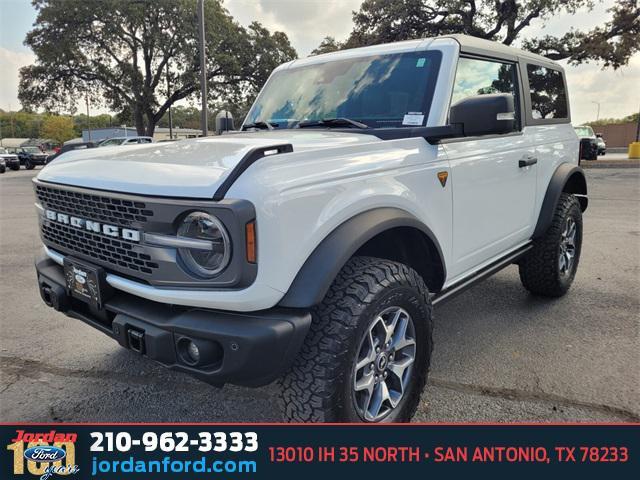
444, 56, 537, 281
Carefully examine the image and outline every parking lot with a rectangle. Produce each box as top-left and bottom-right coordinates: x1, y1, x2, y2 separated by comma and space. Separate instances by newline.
0, 167, 638, 422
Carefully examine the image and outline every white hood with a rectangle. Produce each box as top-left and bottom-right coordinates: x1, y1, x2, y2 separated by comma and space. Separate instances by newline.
36, 131, 380, 198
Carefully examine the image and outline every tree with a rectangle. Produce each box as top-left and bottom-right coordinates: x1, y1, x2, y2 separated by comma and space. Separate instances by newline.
310, 36, 342, 56
41, 115, 76, 144
19, 0, 297, 136
321, 0, 639, 69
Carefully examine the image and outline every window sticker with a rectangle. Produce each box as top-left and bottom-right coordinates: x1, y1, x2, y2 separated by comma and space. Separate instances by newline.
416, 58, 426, 68
402, 112, 425, 126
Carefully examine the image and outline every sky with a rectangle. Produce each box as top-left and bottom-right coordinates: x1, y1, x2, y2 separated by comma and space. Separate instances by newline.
0, 0, 638, 125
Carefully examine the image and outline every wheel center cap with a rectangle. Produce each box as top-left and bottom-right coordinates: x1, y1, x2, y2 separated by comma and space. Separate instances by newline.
376, 354, 388, 371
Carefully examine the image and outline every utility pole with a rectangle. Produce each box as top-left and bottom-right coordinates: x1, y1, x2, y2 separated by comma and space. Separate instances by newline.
197, 0, 208, 137
591, 101, 600, 121
85, 95, 92, 141
167, 62, 174, 139
9, 103, 15, 137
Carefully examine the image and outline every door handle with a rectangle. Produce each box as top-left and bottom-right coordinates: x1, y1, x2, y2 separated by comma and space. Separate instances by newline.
519, 156, 537, 168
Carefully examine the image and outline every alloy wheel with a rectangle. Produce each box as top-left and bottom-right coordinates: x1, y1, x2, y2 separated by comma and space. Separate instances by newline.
352, 306, 416, 422
558, 216, 577, 276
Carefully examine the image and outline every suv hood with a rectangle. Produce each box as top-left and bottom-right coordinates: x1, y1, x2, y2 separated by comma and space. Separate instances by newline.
36, 131, 379, 198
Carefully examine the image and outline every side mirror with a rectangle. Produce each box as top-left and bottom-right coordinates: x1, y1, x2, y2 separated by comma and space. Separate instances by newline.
215, 110, 235, 134
450, 93, 516, 137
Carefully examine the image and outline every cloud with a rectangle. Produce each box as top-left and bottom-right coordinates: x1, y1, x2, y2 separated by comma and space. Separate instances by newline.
0, 47, 35, 111
563, 55, 640, 124
225, 0, 362, 56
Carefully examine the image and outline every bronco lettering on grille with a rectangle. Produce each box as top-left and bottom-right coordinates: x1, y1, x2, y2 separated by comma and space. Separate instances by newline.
45, 209, 140, 242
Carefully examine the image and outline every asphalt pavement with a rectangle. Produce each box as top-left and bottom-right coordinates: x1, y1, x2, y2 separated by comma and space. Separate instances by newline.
1, 168, 638, 422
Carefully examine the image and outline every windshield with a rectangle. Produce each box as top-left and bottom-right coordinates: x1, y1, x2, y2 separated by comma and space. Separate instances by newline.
0, 148, 7, 154
245, 51, 441, 129
574, 126, 594, 137
99, 138, 126, 147
24, 147, 41, 153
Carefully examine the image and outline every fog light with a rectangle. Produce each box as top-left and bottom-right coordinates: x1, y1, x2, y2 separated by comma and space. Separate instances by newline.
186, 341, 200, 364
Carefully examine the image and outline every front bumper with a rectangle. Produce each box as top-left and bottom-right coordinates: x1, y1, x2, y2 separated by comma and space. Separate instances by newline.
2, 158, 19, 168
36, 254, 311, 387
29, 156, 48, 165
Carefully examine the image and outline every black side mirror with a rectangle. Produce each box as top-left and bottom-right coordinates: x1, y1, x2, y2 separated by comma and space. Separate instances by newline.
450, 93, 516, 137
216, 110, 235, 134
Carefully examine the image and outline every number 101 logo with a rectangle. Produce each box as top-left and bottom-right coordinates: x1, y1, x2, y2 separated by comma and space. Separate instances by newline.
6, 430, 79, 480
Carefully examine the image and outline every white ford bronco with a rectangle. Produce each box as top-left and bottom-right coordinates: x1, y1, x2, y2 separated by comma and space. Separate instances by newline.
34, 35, 587, 422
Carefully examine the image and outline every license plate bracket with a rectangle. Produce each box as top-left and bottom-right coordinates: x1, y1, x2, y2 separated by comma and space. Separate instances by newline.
63, 257, 110, 309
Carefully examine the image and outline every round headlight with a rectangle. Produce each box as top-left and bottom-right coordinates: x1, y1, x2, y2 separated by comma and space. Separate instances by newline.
177, 212, 231, 278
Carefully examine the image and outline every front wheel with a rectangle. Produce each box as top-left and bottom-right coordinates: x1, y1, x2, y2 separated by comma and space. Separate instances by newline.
278, 256, 433, 423
25, 160, 35, 170
519, 193, 583, 296
10, 164, 20, 171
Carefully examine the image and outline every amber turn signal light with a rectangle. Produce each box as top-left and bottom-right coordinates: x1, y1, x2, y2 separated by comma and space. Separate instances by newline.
246, 221, 257, 263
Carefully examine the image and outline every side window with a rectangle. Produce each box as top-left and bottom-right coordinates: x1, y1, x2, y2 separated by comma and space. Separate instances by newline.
451, 57, 519, 127
526, 65, 568, 120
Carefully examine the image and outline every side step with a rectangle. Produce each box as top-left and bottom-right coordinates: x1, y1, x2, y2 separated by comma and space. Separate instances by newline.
431, 243, 533, 307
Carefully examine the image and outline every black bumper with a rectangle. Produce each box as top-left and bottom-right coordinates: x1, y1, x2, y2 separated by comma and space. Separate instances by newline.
36, 254, 311, 387
4, 158, 20, 168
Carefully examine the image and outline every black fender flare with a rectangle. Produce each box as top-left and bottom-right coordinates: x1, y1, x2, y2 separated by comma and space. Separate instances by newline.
278, 208, 446, 308
533, 163, 588, 238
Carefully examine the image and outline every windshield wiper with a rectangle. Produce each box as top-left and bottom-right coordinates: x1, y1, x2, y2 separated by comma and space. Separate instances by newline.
296, 118, 369, 129
242, 121, 276, 131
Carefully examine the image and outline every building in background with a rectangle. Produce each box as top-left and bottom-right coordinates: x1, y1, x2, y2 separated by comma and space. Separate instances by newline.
589, 122, 639, 148
81, 126, 208, 143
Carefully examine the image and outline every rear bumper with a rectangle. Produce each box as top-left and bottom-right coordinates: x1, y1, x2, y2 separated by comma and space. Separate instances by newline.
35, 254, 311, 387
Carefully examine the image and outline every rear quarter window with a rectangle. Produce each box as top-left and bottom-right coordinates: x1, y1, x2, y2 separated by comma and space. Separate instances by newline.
526, 64, 568, 120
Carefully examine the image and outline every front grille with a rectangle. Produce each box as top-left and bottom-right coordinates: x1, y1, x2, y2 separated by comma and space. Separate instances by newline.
42, 222, 159, 275
35, 185, 154, 228
36, 184, 159, 278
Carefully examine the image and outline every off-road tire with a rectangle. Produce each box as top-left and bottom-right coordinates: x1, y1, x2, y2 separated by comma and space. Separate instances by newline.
25, 160, 35, 170
0, 165, 5, 174
10, 164, 20, 171
519, 193, 582, 297
278, 256, 433, 423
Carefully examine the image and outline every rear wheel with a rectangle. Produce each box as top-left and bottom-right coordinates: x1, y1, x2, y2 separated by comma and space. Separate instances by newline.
519, 193, 583, 296
0, 165, 5, 174
25, 160, 35, 170
10, 164, 20, 171
278, 256, 433, 423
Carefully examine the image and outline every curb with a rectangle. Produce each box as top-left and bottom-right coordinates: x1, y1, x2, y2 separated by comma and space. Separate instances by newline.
581, 160, 640, 169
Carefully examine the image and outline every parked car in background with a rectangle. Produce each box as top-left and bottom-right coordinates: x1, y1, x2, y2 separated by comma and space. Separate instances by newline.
595, 133, 606, 155
98, 136, 153, 147
8, 146, 48, 169
574, 125, 598, 161
46, 142, 98, 163
0, 147, 21, 171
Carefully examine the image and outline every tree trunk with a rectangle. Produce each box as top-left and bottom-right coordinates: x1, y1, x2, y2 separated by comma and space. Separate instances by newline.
133, 104, 145, 136
145, 111, 156, 138
145, 122, 156, 138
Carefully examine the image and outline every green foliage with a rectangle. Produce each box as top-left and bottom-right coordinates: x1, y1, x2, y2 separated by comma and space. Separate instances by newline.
19, 0, 297, 135
40, 115, 76, 144
587, 112, 640, 126
316, 0, 639, 69
310, 37, 342, 56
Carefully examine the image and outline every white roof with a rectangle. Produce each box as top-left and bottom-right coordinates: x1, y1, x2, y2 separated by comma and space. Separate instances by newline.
296, 34, 560, 70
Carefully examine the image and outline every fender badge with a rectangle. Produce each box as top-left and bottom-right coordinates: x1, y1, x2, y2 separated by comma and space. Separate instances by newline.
437, 171, 448, 187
